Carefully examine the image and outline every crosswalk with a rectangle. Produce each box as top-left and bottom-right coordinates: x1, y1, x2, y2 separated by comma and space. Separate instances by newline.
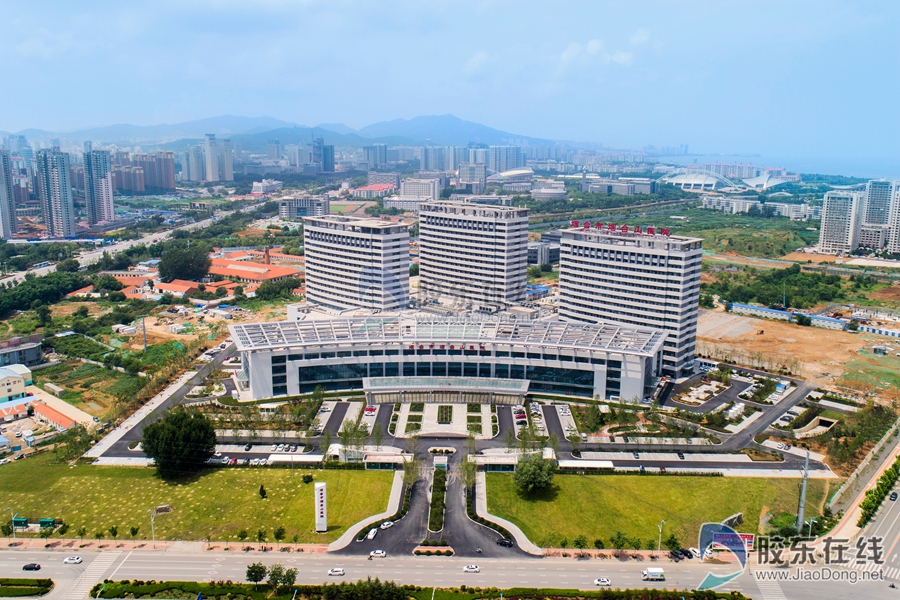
60, 552, 122, 600
844, 558, 897, 579
752, 576, 788, 600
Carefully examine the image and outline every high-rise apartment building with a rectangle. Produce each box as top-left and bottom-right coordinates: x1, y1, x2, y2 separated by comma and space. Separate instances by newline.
364, 144, 387, 168
83, 149, 115, 224
0, 150, 16, 239
368, 171, 401, 187
303, 216, 410, 311
558, 224, 703, 378
322, 145, 335, 173
219, 139, 234, 182
458, 162, 487, 185
187, 146, 206, 182
819, 191, 863, 254
204, 134, 220, 183
266, 139, 283, 161
418, 201, 529, 306
863, 179, 897, 226
35, 149, 76, 238
422, 146, 445, 171
487, 146, 524, 173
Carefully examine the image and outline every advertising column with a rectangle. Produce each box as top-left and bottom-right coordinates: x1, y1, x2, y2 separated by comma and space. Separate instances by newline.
315, 482, 327, 533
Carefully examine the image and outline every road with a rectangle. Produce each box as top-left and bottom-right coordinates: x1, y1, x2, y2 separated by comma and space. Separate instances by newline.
2, 548, 896, 600
861, 479, 900, 581
0, 202, 264, 287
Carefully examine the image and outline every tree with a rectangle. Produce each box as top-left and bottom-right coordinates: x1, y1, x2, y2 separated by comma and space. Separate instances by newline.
568, 434, 582, 456
95, 530, 105, 544
238, 529, 248, 546
1, 522, 13, 539
274, 526, 286, 547
39, 527, 53, 543
141, 408, 216, 479
36, 305, 52, 326
57, 258, 80, 273
503, 428, 516, 453
610, 531, 628, 550
267, 563, 285, 587
256, 529, 267, 545
459, 458, 477, 490
372, 423, 385, 449
539, 262, 552, 273
108, 525, 118, 545
76, 526, 87, 542
527, 266, 542, 279
513, 453, 555, 495
234, 286, 247, 301
130, 526, 140, 546
593, 538, 605, 550
246, 562, 267, 588
281, 567, 297, 589
573, 534, 588, 556
158, 245, 211, 283
321, 428, 332, 457
409, 263, 419, 276
664, 533, 681, 553
402, 452, 420, 487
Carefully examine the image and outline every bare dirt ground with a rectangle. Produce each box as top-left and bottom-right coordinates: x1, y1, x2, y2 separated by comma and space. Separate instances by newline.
781, 251, 840, 263
697, 310, 871, 382
867, 282, 900, 304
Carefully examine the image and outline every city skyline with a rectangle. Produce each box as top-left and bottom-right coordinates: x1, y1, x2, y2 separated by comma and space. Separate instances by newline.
0, 1, 897, 172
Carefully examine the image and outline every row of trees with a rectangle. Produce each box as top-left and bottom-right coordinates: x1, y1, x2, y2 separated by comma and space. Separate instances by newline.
245, 562, 297, 590
703, 263, 847, 309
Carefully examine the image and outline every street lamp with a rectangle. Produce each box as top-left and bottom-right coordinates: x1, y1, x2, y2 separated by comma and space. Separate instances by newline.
656, 519, 666, 558
806, 518, 816, 539
4, 507, 16, 541
147, 508, 156, 549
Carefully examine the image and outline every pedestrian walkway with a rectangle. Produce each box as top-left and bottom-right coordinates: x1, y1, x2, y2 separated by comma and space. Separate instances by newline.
753, 578, 787, 600
843, 559, 896, 580
327, 470, 404, 552
60, 552, 121, 600
85, 371, 197, 458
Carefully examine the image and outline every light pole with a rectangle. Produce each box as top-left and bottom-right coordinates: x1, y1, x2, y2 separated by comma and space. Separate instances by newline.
656, 519, 666, 558
147, 509, 156, 549
806, 518, 816, 539
4, 507, 17, 541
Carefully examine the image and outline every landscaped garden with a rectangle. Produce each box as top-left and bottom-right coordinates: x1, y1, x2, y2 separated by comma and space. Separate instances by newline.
0, 453, 393, 543
486, 473, 830, 549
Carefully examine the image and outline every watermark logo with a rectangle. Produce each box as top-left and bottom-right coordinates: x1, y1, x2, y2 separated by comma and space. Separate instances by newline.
697, 523, 749, 590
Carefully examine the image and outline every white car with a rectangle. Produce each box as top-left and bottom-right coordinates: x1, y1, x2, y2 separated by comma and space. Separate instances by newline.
366, 528, 378, 540
703, 548, 715, 560
258, 458, 267, 466
369, 550, 386, 558
593, 578, 611, 586
463, 565, 480, 573
327, 567, 345, 576
689, 547, 701, 559
379, 521, 394, 530
270, 445, 278, 452
63, 556, 82, 564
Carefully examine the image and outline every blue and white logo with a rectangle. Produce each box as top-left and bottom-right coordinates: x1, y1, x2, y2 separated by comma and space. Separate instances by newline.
697, 522, 750, 590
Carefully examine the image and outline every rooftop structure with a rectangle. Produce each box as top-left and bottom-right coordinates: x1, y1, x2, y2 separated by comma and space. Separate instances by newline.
208, 258, 301, 283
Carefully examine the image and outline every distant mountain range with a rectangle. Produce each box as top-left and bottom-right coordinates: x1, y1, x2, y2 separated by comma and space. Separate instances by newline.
1, 114, 555, 150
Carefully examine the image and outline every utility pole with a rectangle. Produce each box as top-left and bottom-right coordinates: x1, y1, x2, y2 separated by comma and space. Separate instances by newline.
657, 519, 666, 558
797, 450, 810, 533
142, 317, 147, 352
4, 507, 17, 540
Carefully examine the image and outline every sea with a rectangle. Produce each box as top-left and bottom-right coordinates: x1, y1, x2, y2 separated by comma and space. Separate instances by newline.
664, 154, 900, 180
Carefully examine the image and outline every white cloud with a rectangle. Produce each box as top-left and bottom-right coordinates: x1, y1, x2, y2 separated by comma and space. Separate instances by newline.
560, 42, 582, 64
630, 28, 650, 45
610, 51, 633, 66
464, 51, 490, 75
586, 39, 603, 55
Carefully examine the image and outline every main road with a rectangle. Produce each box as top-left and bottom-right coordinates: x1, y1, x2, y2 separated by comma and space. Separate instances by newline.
0, 547, 894, 600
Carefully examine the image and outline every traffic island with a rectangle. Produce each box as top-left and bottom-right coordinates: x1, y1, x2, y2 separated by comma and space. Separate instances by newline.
413, 544, 454, 556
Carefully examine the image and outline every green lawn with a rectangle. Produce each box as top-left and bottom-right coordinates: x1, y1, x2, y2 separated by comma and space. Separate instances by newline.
487, 473, 828, 548
1, 453, 392, 543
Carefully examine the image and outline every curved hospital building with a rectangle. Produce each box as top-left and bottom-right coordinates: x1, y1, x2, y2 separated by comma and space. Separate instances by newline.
229, 311, 666, 403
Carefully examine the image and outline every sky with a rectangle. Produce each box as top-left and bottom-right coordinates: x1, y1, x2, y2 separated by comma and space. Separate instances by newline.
1, 0, 898, 168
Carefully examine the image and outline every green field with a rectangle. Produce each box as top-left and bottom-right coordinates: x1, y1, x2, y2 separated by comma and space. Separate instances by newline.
486, 473, 829, 548
839, 353, 900, 395
33, 362, 146, 418
1, 453, 392, 543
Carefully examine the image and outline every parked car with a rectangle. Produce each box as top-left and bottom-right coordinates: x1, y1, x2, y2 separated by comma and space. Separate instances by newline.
633, 452, 640, 459
367, 528, 378, 540
63, 556, 82, 564
689, 547, 701, 559
496, 538, 514, 547
462, 565, 480, 573
244, 444, 252, 451
677, 452, 685, 460
258, 459, 267, 466
679, 549, 693, 559
891, 492, 898, 501
369, 550, 386, 558
380, 521, 394, 530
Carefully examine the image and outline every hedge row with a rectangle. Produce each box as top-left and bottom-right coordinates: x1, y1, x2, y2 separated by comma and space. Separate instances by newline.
0, 579, 54, 598
428, 469, 447, 532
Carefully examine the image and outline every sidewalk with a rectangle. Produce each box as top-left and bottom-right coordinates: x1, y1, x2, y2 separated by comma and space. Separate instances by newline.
474, 472, 541, 556
327, 470, 404, 552
85, 371, 197, 458
2, 537, 329, 554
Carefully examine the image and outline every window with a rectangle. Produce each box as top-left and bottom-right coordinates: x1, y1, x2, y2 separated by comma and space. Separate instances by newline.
271, 365, 286, 374
403, 363, 415, 376
448, 363, 462, 376
272, 375, 287, 384
370, 349, 384, 356
273, 385, 287, 396
272, 355, 286, 364
590, 357, 606, 365
320, 352, 336, 359
304, 353, 320, 360
288, 354, 302, 361
353, 350, 367, 357
385, 349, 399, 356
337, 351, 351, 358
527, 352, 541, 360
495, 351, 510, 358
511, 352, 525, 359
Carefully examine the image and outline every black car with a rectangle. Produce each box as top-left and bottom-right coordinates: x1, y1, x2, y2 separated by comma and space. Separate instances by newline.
677, 452, 685, 460
891, 492, 898, 501
496, 538, 514, 547
680, 549, 694, 559
244, 444, 252, 451
633, 452, 640, 459
22, 563, 41, 571
669, 550, 683, 561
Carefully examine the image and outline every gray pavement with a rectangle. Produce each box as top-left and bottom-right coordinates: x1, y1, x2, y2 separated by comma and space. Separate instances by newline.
2, 548, 898, 599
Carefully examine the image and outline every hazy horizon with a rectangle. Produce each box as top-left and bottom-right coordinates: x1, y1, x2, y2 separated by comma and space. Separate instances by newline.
1, 1, 897, 169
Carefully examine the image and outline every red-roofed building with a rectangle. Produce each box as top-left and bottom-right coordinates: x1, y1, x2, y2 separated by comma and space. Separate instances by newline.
121, 285, 144, 299
208, 258, 301, 284
352, 183, 397, 199
67, 285, 95, 298
32, 402, 76, 431
154, 279, 199, 298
